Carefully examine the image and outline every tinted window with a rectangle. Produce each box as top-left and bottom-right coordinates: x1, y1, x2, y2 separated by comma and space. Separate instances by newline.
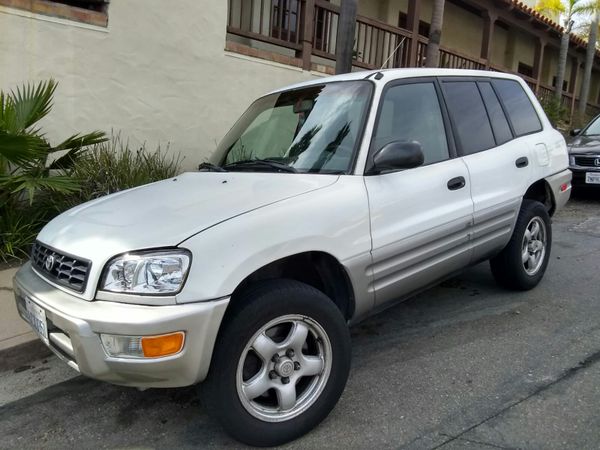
478, 82, 513, 145
443, 81, 495, 155
493, 79, 542, 136
373, 83, 449, 165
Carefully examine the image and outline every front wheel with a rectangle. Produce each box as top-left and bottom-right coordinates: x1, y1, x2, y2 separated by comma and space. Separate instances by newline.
205, 280, 351, 447
490, 199, 552, 290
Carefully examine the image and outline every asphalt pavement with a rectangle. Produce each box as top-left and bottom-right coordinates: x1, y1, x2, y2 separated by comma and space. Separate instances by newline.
1, 192, 599, 450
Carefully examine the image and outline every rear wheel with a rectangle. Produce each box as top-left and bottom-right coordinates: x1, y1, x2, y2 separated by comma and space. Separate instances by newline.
205, 279, 351, 447
490, 199, 552, 290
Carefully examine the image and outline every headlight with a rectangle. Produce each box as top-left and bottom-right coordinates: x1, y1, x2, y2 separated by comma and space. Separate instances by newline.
569, 155, 576, 166
101, 250, 191, 295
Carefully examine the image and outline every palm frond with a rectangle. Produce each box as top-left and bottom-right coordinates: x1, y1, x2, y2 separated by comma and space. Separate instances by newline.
49, 131, 108, 169
6, 79, 57, 133
535, 0, 566, 15
6, 173, 80, 205
0, 132, 49, 165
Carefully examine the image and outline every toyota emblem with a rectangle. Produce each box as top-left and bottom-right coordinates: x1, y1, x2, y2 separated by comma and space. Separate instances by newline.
44, 255, 55, 271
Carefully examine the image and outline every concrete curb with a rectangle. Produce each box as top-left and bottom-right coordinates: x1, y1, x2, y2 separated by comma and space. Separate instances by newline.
0, 266, 36, 352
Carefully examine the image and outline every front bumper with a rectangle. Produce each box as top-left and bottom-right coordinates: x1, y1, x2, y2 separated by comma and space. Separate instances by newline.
545, 169, 572, 212
569, 166, 600, 187
13, 262, 229, 388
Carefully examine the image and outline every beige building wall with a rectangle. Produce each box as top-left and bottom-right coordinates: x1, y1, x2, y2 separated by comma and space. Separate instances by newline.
490, 24, 508, 68
440, 1, 483, 59
0, 1, 321, 170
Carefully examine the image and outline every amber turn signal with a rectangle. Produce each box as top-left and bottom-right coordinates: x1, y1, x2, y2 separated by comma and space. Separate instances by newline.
141, 332, 185, 358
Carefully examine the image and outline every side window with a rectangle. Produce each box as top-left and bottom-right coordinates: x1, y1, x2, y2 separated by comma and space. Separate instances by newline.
372, 82, 449, 165
478, 82, 513, 145
442, 81, 495, 155
492, 79, 542, 136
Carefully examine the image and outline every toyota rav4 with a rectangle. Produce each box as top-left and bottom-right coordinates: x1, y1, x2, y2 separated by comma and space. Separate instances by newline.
14, 68, 571, 446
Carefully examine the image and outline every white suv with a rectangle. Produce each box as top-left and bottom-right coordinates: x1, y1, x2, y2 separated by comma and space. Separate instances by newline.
14, 68, 571, 446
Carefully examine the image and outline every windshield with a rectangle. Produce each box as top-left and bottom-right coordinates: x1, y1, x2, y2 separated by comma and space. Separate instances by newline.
210, 81, 373, 174
583, 115, 600, 136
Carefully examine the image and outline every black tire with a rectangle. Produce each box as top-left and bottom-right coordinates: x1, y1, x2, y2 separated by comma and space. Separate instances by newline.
204, 279, 351, 447
490, 199, 552, 291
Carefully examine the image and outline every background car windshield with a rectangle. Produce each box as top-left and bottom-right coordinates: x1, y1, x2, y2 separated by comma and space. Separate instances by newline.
583, 116, 600, 135
212, 81, 372, 173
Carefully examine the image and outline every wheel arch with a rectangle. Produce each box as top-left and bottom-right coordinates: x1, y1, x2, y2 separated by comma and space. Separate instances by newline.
227, 251, 356, 321
524, 179, 556, 216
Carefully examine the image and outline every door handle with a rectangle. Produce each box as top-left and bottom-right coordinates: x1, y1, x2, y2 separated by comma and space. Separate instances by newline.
447, 176, 466, 191
516, 157, 529, 168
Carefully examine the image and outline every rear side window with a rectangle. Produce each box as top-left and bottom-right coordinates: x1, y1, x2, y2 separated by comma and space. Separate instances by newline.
442, 81, 495, 155
372, 82, 449, 165
478, 82, 513, 145
492, 79, 542, 136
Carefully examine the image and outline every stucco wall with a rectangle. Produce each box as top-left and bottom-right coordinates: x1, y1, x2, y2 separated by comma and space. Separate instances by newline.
440, 2, 483, 59
0, 1, 321, 170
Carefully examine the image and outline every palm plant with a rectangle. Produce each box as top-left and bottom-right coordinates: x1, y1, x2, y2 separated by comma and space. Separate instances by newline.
0, 79, 107, 260
536, 0, 588, 102
425, 0, 446, 68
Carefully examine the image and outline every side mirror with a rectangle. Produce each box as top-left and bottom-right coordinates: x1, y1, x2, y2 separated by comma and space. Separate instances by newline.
370, 141, 424, 174
570, 128, 581, 137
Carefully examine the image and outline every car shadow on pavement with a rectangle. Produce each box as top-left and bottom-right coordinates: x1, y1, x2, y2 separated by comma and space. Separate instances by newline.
0, 264, 528, 449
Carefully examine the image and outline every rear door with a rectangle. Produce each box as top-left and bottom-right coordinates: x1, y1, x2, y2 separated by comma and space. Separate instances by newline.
364, 78, 474, 307
440, 77, 537, 263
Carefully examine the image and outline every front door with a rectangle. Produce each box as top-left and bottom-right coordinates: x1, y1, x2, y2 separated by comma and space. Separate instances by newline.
364, 79, 474, 307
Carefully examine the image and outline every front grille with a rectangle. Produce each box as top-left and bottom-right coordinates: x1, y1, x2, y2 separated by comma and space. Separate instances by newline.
574, 155, 600, 168
31, 241, 91, 293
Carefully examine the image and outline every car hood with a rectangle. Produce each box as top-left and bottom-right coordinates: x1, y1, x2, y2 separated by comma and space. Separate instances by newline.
38, 172, 338, 262
568, 135, 600, 154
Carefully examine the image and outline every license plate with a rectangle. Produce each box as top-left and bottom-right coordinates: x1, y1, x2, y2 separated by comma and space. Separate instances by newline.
585, 172, 600, 184
25, 297, 48, 340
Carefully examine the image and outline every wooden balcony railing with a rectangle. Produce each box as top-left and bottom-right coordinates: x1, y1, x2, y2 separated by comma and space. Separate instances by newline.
226, 0, 600, 120
311, 1, 413, 70
227, 0, 303, 51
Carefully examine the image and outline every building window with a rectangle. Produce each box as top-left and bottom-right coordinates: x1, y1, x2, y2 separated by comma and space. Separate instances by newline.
552, 76, 568, 92
517, 62, 534, 78
398, 11, 430, 37
0, 0, 109, 27
50, 1, 108, 13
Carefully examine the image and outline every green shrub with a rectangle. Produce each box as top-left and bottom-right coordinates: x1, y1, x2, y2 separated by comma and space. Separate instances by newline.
0, 80, 183, 263
539, 97, 569, 129
54, 134, 183, 211
0, 79, 106, 262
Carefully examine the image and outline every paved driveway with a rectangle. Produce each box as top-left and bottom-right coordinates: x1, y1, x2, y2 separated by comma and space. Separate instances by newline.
1, 194, 600, 449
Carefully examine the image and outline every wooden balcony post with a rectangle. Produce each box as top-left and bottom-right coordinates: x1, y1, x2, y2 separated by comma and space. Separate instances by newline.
299, 0, 315, 71
533, 38, 546, 94
480, 11, 496, 69
406, 0, 421, 67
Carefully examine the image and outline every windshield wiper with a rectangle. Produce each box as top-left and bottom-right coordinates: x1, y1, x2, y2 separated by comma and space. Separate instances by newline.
224, 159, 298, 173
198, 162, 227, 172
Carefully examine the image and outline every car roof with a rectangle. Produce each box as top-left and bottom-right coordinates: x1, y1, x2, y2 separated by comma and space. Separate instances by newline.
268, 68, 526, 94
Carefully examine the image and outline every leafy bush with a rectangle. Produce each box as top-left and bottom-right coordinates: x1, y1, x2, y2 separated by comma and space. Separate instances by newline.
55, 134, 182, 211
0, 80, 106, 261
539, 97, 569, 128
0, 81, 182, 263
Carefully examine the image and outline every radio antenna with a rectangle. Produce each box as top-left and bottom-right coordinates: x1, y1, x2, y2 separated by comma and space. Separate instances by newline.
380, 36, 407, 70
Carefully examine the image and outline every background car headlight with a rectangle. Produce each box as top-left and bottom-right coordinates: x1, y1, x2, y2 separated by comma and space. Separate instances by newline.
569, 155, 576, 166
101, 250, 191, 295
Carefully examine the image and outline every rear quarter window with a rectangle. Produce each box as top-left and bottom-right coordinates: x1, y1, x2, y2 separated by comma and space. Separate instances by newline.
492, 79, 542, 136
